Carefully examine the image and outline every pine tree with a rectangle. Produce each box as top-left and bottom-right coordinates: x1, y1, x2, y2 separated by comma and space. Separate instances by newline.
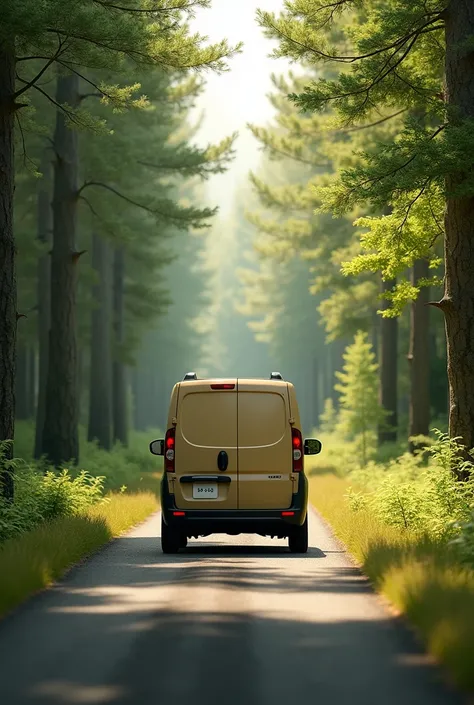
335, 331, 385, 467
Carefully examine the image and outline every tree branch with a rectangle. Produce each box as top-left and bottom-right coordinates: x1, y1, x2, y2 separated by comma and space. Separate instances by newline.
14, 38, 67, 99
335, 108, 408, 134
264, 13, 444, 64
79, 181, 158, 215
92, 0, 201, 12
25, 81, 91, 129
350, 124, 446, 197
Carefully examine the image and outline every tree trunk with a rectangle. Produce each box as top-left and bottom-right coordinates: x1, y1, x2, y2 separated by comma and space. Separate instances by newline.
131, 366, 140, 431
112, 247, 128, 446
132, 352, 152, 432
42, 74, 80, 467
330, 338, 345, 409
27, 347, 36, 418
371, 308, 379, 362
312, 355, 320, 429
378, 278, 398, 444
88, 233, 112, 449
34, 149, 52, 459
0, 46, 16, 498
408, 260, 430, 453
15, 343, 29, 420
443, 3, 474, 459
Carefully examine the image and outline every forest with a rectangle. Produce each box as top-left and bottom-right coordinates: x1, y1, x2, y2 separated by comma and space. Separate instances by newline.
2, 0, 474, 692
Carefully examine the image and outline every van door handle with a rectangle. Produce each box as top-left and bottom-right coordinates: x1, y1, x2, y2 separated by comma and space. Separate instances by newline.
217, 450, 228, 471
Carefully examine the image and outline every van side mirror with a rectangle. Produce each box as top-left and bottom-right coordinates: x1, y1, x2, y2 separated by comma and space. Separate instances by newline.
304, 438, 322, 455
149, 439, 164, 456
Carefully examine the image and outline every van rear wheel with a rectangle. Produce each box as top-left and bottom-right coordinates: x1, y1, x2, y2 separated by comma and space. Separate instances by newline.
288, 517, 308, 553
161, 516, 181, 554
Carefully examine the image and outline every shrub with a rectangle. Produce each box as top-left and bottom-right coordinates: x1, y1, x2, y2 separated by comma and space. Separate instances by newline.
345, 431, 474, 541
0, 446, 107, 543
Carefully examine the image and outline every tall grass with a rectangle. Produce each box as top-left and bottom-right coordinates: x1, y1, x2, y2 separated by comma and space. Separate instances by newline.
308, 471, 474, 690
0, 492, 158, 618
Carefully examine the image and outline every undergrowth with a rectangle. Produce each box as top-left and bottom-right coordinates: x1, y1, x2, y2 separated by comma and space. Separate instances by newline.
13, 421, 164, 493
0, 422, 164, 544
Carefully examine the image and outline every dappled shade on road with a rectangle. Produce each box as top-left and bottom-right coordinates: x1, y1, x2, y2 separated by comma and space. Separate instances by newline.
0, 510, 465, 705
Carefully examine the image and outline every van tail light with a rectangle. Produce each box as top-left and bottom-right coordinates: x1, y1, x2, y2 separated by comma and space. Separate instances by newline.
210, 383, 235, 390
292, 428, 303, 472
164, 427, 176, 472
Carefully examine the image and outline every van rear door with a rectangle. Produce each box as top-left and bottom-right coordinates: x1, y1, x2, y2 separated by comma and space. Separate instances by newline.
237, 380, 293, 510
173, 380, 238, 510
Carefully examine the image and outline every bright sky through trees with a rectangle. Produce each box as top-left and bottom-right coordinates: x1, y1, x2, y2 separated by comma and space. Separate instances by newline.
191, 0, 291, 215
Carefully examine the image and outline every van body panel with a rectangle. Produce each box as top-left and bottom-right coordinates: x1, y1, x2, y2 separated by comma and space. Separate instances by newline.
237, 380, 293, 510
172, 380, 238, 510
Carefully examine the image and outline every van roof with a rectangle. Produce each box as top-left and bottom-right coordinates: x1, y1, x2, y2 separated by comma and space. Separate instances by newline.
182, 372, 286, 382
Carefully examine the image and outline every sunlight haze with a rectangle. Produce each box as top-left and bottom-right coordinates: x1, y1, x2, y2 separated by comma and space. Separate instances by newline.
191, 0, 290, 214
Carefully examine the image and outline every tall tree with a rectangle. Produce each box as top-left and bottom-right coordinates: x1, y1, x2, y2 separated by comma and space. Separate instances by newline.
112, 246, 128, 446
408, 259, 430, 451
443, 1, 474, 456
42, 74, 82, 465
87, 232, 112, 449
378, 278, 398, 444
0, 40, 16, 496
34, 149, 52, 459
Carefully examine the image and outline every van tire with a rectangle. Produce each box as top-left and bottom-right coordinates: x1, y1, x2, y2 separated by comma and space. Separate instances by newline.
161, 516, 181, 554
288, 517, 308, 553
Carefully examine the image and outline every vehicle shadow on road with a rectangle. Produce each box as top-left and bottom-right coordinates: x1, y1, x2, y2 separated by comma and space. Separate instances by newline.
179, 542, 327, 558
46, 536, 370, 596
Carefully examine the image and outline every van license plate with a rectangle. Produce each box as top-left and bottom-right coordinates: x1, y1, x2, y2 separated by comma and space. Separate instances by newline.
193, 483, 218, 499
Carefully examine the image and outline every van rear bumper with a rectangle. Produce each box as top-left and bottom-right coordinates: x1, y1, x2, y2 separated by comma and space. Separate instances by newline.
161, 473, 308, 537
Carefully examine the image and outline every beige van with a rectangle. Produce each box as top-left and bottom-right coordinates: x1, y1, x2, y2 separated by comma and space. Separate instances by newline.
150, 372, 322, 554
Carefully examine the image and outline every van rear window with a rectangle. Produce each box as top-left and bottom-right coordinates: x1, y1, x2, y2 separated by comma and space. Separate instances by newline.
179, 392, 237, 447
238, 392, 287, 447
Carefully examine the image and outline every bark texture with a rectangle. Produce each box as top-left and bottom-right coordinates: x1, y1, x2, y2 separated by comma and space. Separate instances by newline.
408, 260, 430, 453
444, 1, 474, 456
27, 347, 36, 418
15, 344, 35, 419
0, 47, 16, 497
378, 278, 398, 444
42, 74, 80, 466
112, 247, 128, 446
34, 150, 52, 459
88, 233, 112, 449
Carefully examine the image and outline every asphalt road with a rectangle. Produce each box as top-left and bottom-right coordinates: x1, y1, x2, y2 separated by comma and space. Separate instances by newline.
0, 508, 467, 705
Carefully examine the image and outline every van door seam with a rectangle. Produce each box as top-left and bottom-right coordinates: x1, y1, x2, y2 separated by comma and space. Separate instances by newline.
236, 377, 240, 510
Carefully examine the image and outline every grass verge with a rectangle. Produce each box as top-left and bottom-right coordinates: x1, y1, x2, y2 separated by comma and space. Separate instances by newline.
309, 471, 474, 691
0, 491, 158, 619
